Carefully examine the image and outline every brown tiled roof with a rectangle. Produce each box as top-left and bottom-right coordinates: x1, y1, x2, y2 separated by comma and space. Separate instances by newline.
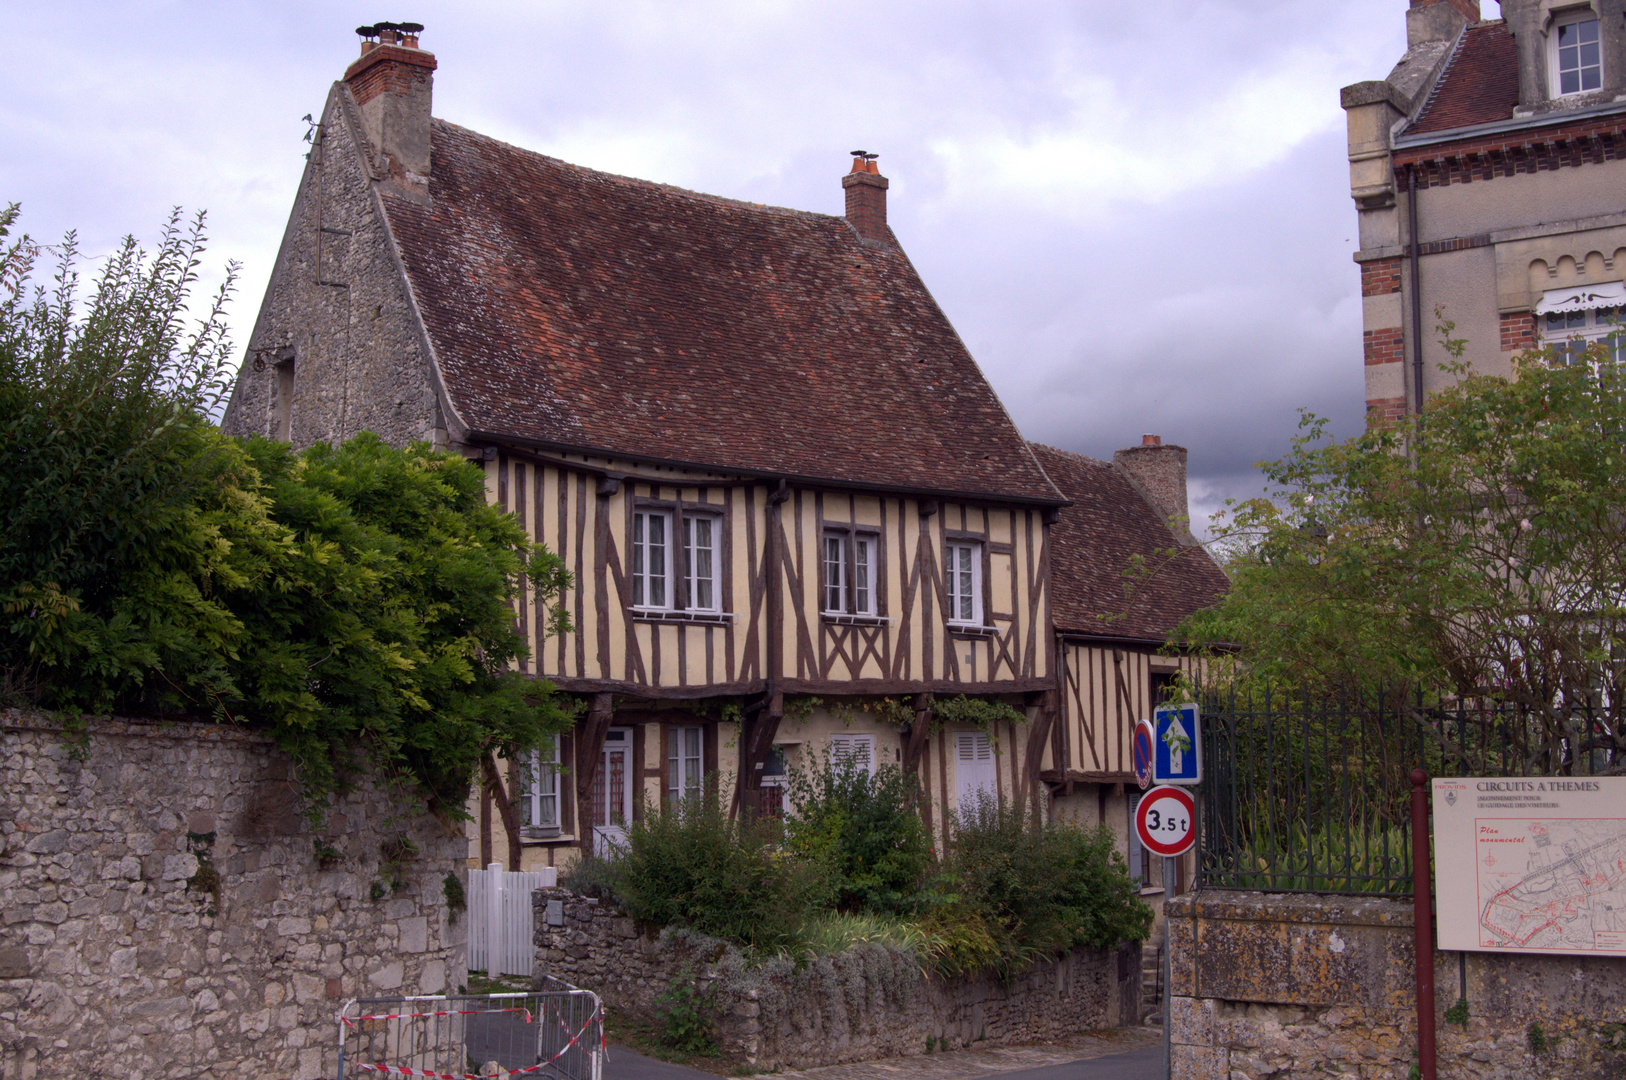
1029, 444, 1229, 642
378, 121, 1062, 503
1407, 21, 1520, 135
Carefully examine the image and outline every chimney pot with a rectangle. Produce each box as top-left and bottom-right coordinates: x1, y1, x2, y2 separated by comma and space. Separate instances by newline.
1142, 434, 1161, 446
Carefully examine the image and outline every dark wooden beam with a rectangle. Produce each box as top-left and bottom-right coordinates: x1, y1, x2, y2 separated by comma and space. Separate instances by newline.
574, 692, 615, 854
733, 690, 784, 819
481, 752, 525, 872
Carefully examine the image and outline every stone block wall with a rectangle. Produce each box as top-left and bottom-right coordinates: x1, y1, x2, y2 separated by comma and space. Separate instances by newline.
0, 710, 467, 1080
1166, 889, 1626, 1079
531, 888, 1140, 1070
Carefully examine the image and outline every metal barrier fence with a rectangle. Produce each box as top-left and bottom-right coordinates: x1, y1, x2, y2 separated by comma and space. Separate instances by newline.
337, 979, 603, 1080
1196, 690, 1619, 896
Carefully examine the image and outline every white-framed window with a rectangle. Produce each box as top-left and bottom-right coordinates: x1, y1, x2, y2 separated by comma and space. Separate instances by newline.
822, 531, 877, 616
668, 725, 704, 805
634, 509, 723, 612
1537, 285, 1626, 366
945, 541, 983, 625
683, 515, 718, 612
631, 510, 671, 609
954, 731, 997, 812
829, 732, 875, 774
1551, 11, 1602, 96
526, 735, 561, 832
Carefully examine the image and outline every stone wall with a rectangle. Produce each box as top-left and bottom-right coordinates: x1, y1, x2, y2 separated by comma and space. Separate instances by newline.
531, 888, 1140, 1070
0, 710, 467, 1080
1166, 889, 1626, 1079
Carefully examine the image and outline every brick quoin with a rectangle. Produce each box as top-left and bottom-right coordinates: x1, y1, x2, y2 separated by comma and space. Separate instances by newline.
1395, 118, 1626, 190
1361, 257, 1403, 297
1367, 396, 1409, 426
1501, 310, 1536, 352
1365, 326, 1405, 365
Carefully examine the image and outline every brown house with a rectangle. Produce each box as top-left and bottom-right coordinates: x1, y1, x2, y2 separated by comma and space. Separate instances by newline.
221, 25, 1226, 878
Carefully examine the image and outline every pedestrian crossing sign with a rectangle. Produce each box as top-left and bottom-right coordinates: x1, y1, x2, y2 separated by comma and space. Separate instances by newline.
1153, 702, 1201, 785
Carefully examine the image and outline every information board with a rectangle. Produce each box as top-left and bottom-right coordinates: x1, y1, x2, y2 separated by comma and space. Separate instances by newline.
1433, 776, 1626, 956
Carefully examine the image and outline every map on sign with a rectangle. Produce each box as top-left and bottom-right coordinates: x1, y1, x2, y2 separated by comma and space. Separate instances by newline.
1433, 777, 1626, 956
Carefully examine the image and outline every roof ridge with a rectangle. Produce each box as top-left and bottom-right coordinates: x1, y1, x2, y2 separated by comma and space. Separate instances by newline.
1029, 442, 1114, 470
431, 118, 842, 226
1406, 23, 1472, 135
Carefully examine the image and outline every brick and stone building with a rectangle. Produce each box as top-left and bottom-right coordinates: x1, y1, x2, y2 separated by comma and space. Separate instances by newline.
220, 24, 1225, 881
1343, 0, 1626, 422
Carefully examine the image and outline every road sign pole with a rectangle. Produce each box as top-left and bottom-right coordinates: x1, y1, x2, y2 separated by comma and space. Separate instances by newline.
1163, 855, 1174, 1080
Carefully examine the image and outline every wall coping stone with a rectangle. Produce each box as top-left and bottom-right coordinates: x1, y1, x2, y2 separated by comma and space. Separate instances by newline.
1166, 888, 1415, 928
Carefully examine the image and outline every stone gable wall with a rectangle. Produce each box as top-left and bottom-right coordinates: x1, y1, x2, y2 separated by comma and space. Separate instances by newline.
0, 710, 466, 1080
531, 887, 1140, 1070
219, 82, 447, 452
1166, 890, 1626, 1079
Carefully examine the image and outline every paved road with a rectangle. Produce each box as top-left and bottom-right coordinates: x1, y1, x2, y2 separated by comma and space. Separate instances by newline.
604, 1036, 1162, 1080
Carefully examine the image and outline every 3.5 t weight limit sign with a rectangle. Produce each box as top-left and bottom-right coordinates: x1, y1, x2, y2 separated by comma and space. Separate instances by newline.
1136, 785, 1196, 857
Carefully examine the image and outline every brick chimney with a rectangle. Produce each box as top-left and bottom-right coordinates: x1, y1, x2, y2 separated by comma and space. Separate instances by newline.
842, 152, 891, 244
1407, 0, 1479, 46
1113, 435, 1196, 546
345, 22, 436, 180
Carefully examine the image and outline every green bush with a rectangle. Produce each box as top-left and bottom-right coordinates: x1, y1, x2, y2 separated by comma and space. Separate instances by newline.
782, 752, 933, 915
605, 778, 833, 953
0, 205, 574, 818
946, 796, 1152, 969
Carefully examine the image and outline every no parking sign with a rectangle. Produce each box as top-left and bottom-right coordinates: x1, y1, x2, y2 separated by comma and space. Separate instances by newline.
1132, 719, 1155, 791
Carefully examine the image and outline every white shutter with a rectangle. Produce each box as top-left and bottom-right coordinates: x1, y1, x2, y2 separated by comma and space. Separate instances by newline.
829, 733, 874, 774
955, 732, 997, 811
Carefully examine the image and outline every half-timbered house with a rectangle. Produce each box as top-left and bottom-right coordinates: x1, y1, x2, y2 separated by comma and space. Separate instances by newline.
1027, 441, 1228, 901
220, 26, 1227, 876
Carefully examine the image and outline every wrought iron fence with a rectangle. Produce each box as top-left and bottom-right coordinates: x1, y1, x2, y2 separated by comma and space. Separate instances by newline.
337, 978, 603, 1079
1196, 689, 1618, 897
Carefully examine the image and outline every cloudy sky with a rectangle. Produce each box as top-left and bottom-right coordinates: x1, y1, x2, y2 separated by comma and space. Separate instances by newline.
2, 1, 1422, 530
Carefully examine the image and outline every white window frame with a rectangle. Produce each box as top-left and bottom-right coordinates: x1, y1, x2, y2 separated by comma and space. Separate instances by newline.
1538, 297, 1626, 367
945, 541, 984, 626
682, 514, 720, 613
829, 732, 875, 775
631, 509, 673, 610
954, 731, 997, 812
525, 735, 561, 834
821, 530, 879, 616
667, 724, 705, 805
634, 508, 723, 613
1550, 9, 1603, 97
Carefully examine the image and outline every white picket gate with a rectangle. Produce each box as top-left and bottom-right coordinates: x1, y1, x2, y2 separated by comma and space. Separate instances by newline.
467, 863, 556, 978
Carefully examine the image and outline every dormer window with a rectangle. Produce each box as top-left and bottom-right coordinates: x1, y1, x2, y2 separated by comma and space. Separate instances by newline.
1552, 12, 1602, 96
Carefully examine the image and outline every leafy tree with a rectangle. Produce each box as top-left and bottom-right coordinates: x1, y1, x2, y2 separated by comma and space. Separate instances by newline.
0, 204, 574, 815
1183, 326, 1626, 774
0, 203, 252, 710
